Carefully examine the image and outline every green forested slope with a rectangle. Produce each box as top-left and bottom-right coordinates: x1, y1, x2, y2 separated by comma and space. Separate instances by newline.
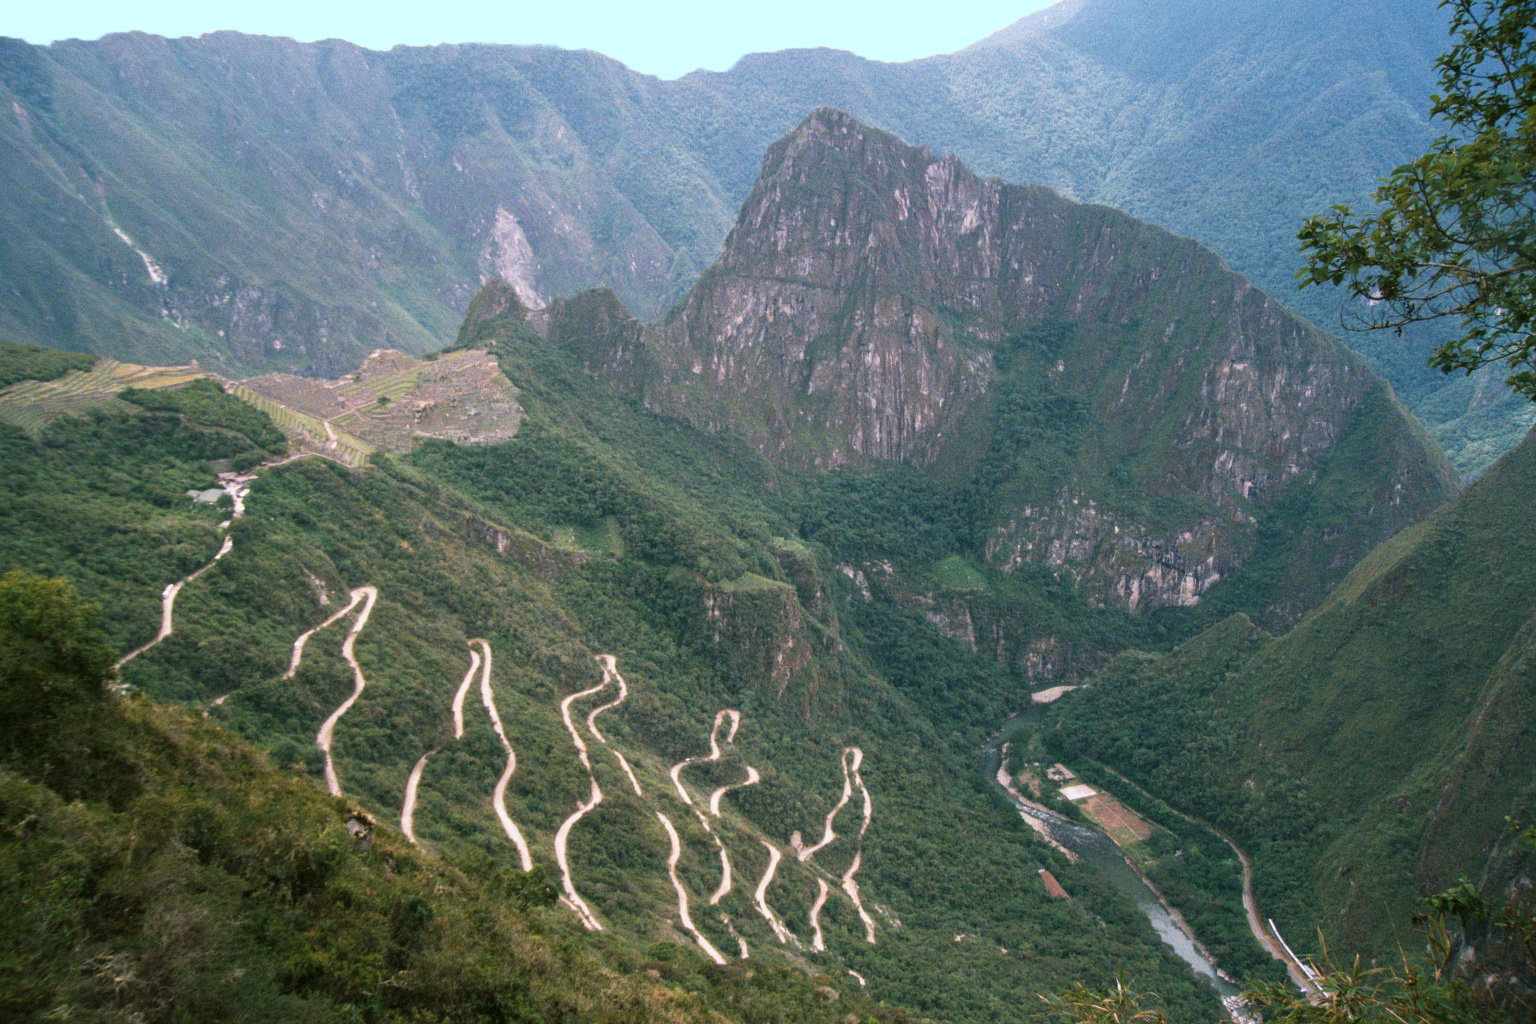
1047, 425, 1536, 958
0, 326, 1228, 1020
0, 572, 905, 1023
2, 0, 1526, 473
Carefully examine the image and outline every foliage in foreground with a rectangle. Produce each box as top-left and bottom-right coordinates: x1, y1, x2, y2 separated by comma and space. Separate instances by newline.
0, 571, 904, 1024
1047, 829, 1536, 1024
1299, 0, 1536, 399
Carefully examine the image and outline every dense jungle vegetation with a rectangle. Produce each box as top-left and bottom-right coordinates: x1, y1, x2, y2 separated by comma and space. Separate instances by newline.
0, 570, 914, 1024
1042, 423, 1536, 959
0, 319, 1233, 1022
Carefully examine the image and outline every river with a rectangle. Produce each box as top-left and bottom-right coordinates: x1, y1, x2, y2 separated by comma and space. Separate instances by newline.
982, 739, 1243, 1003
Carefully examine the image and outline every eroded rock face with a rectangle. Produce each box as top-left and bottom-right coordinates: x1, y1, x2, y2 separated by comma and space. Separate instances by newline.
986, 492, 1230, 612
645, 111, 1010, 469
701, 579, 847, 717
628, 109, 1456, 615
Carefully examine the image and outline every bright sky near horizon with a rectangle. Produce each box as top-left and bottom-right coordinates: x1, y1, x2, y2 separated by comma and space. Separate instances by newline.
7, 1, 1059, 79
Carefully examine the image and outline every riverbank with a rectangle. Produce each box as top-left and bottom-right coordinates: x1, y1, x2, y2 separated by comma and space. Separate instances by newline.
983, 737, 1244, 1006
1079, 759, 1321, 994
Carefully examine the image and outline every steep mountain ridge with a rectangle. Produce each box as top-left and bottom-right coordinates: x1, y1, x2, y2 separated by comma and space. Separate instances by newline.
0, 320, 1229, 1022
1048, 423, 1536, 958
590, 110, 1457, 622
3, 0, 1528, 473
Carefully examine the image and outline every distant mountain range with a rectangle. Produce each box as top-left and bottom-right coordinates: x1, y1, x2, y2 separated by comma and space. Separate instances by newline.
549, 108, 1456, 629
1, 0, 1531, 474
1, 75, 1531, 1020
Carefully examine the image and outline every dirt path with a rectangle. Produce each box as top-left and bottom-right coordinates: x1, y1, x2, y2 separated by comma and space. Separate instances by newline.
117, 472, 253, 674
554, 779, 604, 931
1234, 841, 1319, 992
474, 638, 535, 870
797, 747, 862, 862
708, 761, 760, 817
668, 709, 742, 808
407, 639, 532, 866
401, 750, 434, 844
721, 915, 750, 960
283, 587, 367, 679
809, 878, 831, 952
841, 850, 877, 944
590, 655, 643, 796
668, 708, 759, 908
789, 746, 878, 945
657, 811, 729, 965
114, 535, 235, 671
554, 670, 613, 931
753, 840, 795, 945
708, 841, 734, 906
314, 586, 379, 798
839, 749, 877, 944
451, 647, 481, 738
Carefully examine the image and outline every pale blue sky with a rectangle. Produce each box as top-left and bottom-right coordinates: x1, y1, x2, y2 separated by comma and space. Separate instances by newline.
7, 1, 1058, 79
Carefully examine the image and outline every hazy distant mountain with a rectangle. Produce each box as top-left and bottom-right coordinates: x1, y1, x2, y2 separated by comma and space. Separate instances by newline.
1, 0, 1529, 471
535, 109, 1458, 631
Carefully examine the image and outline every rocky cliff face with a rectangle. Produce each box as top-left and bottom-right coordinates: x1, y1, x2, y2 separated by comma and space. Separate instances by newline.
630, 109, 1457, 616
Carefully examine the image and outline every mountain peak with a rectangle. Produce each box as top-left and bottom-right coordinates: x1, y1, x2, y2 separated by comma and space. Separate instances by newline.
635, 110, 1455, 617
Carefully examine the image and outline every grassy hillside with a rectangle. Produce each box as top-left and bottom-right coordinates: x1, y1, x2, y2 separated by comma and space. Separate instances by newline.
0, 571, 903, 1023
1046, 424, 1536, 957
0, 338, 95, 387
0, 332, 1234, 1022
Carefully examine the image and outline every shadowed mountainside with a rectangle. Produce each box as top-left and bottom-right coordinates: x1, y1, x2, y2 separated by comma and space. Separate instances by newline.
2, 0, 1528, 472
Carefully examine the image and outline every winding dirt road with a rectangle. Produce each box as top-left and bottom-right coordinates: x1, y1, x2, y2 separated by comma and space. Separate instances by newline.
657, 811, 729, 964
841, 850, 877, 944
283, 587, 368, 680
793, 746, 877, 945
721, 915, 750, 960
117, 474, 251, 674
1084, 759, 1320, 993
708, 841, 733, 906
590, 655, 643, 796
451, 647, 481, 738
555, 670, 607, 928
553, 657, 634, 932
401, 750, 434, 844
668, 708, 760, 908
114, 535, 235, 671
708, 762, 760, 817
669, 709, 743, 808
314, 586, 379, 797
798, 747, 863, 861
840, 749, 876, 943
753, 840, 794, 945
405, 639, 532, 867
476, 638, 534, 871
809, 878, 831, 952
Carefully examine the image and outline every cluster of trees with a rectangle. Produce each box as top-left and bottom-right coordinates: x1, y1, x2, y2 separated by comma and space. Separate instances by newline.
0, 339, 94, 388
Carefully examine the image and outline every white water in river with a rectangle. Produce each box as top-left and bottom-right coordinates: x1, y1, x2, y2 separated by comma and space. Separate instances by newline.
984, 739, 1240, 1000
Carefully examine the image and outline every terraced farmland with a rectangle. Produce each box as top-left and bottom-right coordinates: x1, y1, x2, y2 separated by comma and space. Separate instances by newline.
239, 348, 522, 456
0, 358, 207, 434
227, 384, 375, 467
